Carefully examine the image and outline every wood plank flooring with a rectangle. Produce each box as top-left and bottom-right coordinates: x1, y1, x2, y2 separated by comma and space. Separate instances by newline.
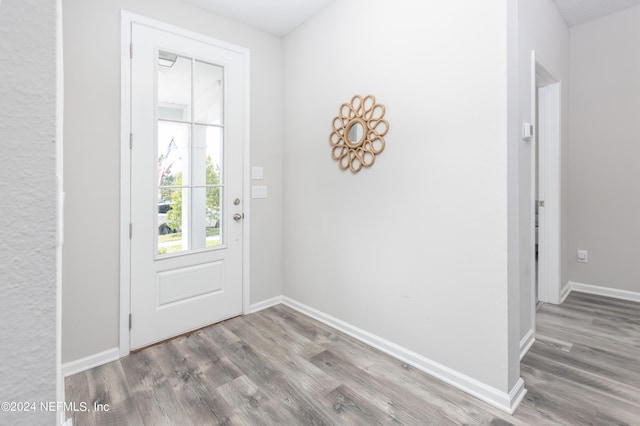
66, 292, 640, 425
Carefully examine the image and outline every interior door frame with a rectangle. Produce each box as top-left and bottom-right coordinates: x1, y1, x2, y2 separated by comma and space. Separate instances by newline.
119, 11, 251, 357
530, 51, 562, 310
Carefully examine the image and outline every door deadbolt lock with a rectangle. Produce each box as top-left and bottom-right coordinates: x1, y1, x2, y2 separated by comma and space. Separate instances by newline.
233, 198, 240, 206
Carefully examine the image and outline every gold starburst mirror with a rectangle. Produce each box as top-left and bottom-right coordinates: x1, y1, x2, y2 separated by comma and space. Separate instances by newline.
329, 95, 389, 173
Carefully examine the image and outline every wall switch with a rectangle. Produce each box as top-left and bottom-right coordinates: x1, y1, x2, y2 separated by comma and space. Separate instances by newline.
251, 185, 268, 199
251, 166, 264, 180
576, 249, 588, 263
522, 122, 533, 141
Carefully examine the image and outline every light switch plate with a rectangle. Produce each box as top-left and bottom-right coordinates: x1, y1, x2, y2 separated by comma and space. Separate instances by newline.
251, 185, 268, 199
251, 166, 264, 180
522, 122, 533, 141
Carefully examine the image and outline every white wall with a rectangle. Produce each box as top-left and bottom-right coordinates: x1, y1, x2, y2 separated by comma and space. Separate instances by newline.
283, 0, 519, 396
569, 6, 640, 294
516, 0, 570, 341
0, 0, 59, 424
62, 0, 283, 363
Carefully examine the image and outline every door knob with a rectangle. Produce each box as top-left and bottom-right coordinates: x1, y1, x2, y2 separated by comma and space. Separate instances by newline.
233, 213, 243, 222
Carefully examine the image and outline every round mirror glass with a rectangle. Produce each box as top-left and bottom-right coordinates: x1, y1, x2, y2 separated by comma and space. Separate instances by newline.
347, 121, 365, 146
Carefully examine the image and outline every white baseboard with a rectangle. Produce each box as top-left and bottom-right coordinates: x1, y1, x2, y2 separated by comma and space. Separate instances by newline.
282, 296, 526, 414
560, 283, 571, 303
249, 295, 283, 313
519, 328, 535, 361
62, 347, 120, 377
569, 281, 640, 303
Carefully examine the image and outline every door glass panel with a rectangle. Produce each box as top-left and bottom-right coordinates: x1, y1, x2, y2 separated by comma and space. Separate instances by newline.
206, 187, 222, 247
157, 187, 185, 255
156, 51, 225, 256
157, 122, 189, 256
157, 51, 192, 121
193, 125, 223, 185
158, 121, 189, 186
188, 186, 222, 250
193, 60, 223, 124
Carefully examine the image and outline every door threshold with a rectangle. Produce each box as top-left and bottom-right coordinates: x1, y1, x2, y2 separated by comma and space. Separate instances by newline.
130, 314, 242, 354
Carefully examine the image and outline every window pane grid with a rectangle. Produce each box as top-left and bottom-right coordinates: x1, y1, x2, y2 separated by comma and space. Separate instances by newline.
158, 185, 223, 189
156, 50, 225, 256
158, 118, 225, 128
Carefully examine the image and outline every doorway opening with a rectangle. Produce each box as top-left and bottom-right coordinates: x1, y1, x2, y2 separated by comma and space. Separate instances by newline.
521, 52, 564, 361
533, 60, 562, 307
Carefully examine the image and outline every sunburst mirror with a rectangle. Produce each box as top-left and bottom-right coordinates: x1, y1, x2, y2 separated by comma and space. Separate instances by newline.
329, 95, 389, 173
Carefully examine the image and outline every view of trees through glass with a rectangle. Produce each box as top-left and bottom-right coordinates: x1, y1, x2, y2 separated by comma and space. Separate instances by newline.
157, 152, 222, 255
156, 51, 224, 256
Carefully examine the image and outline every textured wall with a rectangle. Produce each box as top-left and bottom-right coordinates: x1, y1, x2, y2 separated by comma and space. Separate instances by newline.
0, 0, 58, 425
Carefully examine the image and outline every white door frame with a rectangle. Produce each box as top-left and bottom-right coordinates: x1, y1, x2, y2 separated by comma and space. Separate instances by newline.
530, 51, 562, 309
119, 11, 251, 357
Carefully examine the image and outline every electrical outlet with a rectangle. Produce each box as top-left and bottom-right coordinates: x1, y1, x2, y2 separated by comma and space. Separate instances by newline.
576, 250, 588, 263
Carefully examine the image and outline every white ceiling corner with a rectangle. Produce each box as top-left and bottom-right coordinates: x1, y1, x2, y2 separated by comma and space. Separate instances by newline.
552, 0, 640, 26
182, 0, 335, 37
183, 0, 640, 35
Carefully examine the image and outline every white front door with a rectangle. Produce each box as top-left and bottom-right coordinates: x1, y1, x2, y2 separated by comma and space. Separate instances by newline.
129, 22, 246, 350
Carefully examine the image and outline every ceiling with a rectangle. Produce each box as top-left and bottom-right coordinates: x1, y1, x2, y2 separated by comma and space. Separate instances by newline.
183, 0, 640, 36
552, 0, 640, 26
183, 0, 334, 37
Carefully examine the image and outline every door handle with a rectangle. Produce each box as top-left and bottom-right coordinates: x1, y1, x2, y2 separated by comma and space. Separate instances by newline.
233, 213, 243, 222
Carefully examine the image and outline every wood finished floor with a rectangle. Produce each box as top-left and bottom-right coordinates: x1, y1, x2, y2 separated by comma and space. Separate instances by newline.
66, 292, 640, 425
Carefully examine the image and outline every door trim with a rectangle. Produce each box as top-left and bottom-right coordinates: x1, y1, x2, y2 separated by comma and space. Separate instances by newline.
119, 11, 251, 357
528, 51, 562, 318
526, 50, 537, 355
535, 63, 561, 305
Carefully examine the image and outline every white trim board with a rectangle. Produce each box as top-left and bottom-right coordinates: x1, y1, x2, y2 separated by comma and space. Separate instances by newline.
560, 283, 571, 303
519, 328, 535, 361
56, 0, 65, 424
282, 297, 527, 414
119, 10, 133, 359
62, 347, 120, 378
569, 281, 640, 303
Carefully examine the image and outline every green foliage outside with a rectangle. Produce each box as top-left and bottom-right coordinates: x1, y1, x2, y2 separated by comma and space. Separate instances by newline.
166, 155, 221, 232
166, 172, 183, 231
158, 227, 221, 255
